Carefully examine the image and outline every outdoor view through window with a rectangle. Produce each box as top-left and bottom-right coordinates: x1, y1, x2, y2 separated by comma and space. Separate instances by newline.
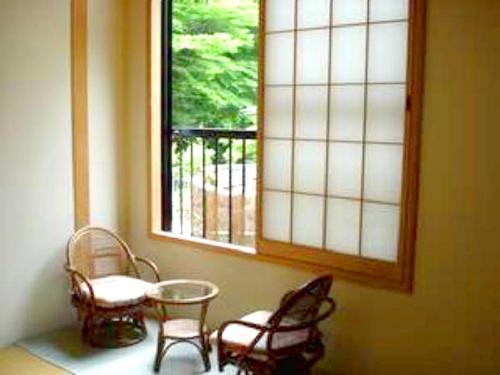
165, 0, 259, 247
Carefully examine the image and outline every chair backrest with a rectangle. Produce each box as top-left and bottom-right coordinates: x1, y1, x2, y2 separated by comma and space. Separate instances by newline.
267, 274, 334, 350
66, 226, 139, 280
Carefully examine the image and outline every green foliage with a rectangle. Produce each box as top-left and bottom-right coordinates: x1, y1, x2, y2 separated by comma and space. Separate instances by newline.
172, 0, 258, 130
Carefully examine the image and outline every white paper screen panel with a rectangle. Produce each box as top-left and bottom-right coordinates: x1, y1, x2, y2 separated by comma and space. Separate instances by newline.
331, 26, 367, 84
265, 87, 294, 138
265, 33, 294, 85
292, 194, 324, 248
263, 191, 291, 242
328, 142, 363, 198
297, 29, 330, 84
263, 139, 292, 191
330, 85, 365, 141
332, 0, 368, 25
326, 198, 360, 255
370, 0, 409, 22
262, 0, 410, 262
294, 141, 326, 194
366, 84, 406, 142
298, 0, 330, 29
296, 86, 328, 140
266, 0, 295, 32
368, 22, 408, 83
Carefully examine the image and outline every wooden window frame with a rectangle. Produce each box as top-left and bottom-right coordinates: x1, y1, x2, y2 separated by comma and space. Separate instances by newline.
147, 0, 426, 292
71, 0, 90, 230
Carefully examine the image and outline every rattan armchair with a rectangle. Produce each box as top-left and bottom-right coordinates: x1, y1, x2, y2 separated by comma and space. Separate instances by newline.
214, 274, 335, 375
65, 226, 160, 348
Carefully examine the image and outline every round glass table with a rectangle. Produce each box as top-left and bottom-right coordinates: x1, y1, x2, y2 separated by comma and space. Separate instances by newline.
146, 279, 219, 373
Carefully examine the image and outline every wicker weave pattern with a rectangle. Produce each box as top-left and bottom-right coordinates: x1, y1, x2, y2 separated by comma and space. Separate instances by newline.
216, 274, 335, 374
65, 226, 160, 348
67, 227, 138, 280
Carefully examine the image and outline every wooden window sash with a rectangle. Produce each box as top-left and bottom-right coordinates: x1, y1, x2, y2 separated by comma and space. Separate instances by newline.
256, 0, 426, 292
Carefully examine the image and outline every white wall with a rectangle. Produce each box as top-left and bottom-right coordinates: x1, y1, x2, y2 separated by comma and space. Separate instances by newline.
88, 0, 128, 233
0, 0, 74, 347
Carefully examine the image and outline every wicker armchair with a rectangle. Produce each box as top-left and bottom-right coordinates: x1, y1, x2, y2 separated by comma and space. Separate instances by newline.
214, 274, 335, 375
65, 226, 160, 348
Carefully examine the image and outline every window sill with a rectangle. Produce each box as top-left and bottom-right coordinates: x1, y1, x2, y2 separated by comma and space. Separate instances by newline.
148, 230, 412, 293
149, 230, 256, 255
148, 230, 331, 274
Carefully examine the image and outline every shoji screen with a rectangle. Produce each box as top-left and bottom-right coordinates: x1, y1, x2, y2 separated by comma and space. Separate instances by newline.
259, 0, 423, 285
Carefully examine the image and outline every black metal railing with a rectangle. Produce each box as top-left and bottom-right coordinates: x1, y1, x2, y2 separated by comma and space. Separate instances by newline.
167, 127, 257, 246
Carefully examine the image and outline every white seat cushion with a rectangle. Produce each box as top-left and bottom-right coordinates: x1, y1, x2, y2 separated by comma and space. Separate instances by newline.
211, 310, 310, 352
161, 319, 208, 339
79, 275, 154, 308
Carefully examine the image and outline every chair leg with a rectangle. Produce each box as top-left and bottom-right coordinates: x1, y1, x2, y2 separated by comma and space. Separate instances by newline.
202, 349, 211, 372
81, 317, 90, 343
205, 332, 212, 353
134, 312, 147, 335
217, 343, 224, 372
153, 335, 165, 372
200, 334, 211, 372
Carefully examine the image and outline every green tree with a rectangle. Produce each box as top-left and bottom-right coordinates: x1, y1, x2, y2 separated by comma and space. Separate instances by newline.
172, 0, 258, 130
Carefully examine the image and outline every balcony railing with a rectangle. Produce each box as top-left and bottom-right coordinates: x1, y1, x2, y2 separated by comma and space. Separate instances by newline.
168, 127, 257, 247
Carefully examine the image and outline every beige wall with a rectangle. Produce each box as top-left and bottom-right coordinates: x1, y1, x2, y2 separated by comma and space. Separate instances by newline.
88, 0, 128, 232
0, 0, 129, 347
123, 0, 500, 374
0, 0, 74, 347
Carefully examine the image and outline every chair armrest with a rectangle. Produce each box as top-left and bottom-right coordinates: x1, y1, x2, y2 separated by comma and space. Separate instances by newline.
64, 264, 96, 305
279, 289, 296, 307
315, 296, 336, 323
218, 319, 270, 336
134, 256, 160, 282
217, 319, 271, 363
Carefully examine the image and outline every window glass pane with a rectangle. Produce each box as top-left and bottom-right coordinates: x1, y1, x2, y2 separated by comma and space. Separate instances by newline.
370, 0, 409, 22
263, 191, 291, 242
265, 87, 294, 139
331, 26, 367, 83
296, 86, 328, 140
326, 198, 360, 254
298, 0, 330, 29
263, 139, 292, 191
329, 85, 365, 141
165, 0, 259, 245
332, 0, 368, 25
361, 203, 400, 261
328, 142, 363, 198
364, 144, 403, 203
266, 33, 295, 85
368, 22, 408, 83
366, 84, 406, 143
266, 0, 295, 31
297, 29, 330, 84
294, 141, 327, 194
292, 194, 324, 248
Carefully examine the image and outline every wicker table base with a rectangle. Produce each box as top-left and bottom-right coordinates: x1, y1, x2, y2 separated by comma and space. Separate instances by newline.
84, 317, 147, 348
146, 279, 219, 373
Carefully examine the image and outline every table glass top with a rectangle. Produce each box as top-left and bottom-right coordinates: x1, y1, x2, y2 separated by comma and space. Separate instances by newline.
147, 279, 219, 304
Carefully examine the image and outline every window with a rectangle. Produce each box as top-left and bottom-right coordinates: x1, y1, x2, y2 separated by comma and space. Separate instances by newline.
149, 0, 426, 291
160, 0, 259, 248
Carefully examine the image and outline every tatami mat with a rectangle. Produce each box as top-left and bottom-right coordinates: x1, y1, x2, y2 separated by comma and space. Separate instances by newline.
16, 321, 236, 375
0, 345, 70, 375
